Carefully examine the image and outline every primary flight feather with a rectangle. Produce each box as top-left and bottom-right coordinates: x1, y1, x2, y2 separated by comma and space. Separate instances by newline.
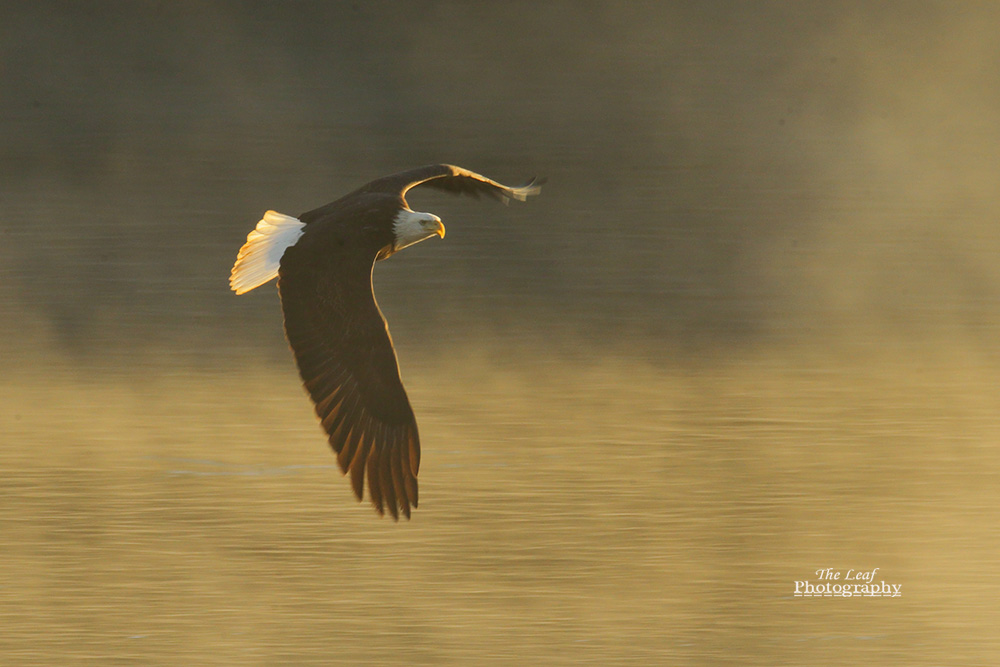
230, 164, 543, 519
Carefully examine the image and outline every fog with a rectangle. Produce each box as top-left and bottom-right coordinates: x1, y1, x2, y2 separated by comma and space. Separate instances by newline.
4, 2, 998, 360
2, 2, 999, 664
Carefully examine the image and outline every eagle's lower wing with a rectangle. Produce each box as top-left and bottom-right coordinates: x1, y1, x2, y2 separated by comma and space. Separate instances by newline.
277, 249, 419, 520
368, 164, 544, 205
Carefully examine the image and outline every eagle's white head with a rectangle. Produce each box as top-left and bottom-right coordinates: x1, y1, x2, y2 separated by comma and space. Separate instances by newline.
392, 209, 446, 252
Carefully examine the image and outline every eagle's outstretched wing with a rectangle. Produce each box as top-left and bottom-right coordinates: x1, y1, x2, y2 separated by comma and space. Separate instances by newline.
364, 164, 544, 205
277, 226, 419, 520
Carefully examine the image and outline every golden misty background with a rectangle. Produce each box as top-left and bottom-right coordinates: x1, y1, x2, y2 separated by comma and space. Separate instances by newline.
1, 2, 999, 665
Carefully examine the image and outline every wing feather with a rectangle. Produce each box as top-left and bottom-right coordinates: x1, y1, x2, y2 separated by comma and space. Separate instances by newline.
335, 409, 364, 473
367, 439, 384, 516
350, 435, 369, 501
379, 438, 399, 521
389, 433, 409, 520
401, 427, 418, 508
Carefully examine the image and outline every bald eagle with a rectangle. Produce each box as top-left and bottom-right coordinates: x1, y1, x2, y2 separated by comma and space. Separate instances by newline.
230, 164, 543, 519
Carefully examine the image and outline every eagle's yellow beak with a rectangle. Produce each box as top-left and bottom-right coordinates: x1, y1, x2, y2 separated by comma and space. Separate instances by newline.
432, 220, 446, 239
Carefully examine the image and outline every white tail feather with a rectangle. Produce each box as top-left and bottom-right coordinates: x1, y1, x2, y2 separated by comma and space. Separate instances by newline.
229, 211, 305, 294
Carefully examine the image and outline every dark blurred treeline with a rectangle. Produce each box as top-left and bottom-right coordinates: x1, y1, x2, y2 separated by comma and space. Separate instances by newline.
2, 1, 998, 363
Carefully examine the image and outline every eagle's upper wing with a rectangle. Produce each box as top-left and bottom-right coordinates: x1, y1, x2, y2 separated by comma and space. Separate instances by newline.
277, 231, 419, 520
365, 164, 544, 205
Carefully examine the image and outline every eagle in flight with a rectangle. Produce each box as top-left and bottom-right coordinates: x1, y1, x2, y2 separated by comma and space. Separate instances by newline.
230, 164, 543, 519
